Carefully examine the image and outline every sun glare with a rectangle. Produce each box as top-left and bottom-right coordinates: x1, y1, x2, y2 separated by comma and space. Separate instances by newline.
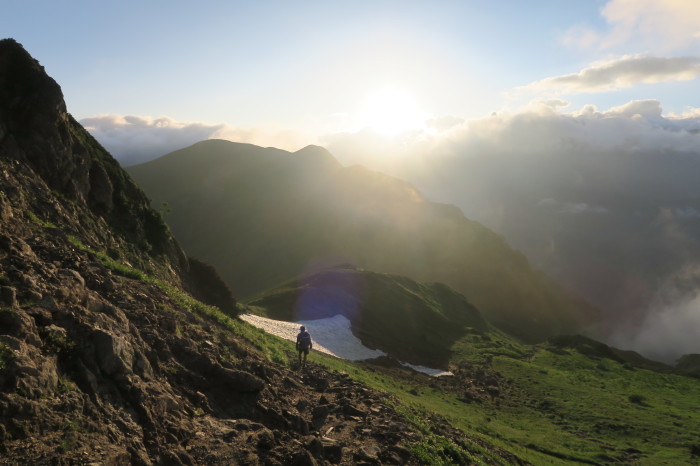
358, 89, 426, 135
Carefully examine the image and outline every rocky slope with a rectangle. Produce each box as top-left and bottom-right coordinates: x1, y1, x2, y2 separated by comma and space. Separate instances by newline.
0, 39, 522, 465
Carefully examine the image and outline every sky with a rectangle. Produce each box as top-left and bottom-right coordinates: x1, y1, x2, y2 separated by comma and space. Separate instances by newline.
4, 0, 700, 360
3, 0, 698, 159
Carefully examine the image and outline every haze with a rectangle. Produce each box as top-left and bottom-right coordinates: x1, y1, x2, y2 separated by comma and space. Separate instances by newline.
5, 0, 700, 361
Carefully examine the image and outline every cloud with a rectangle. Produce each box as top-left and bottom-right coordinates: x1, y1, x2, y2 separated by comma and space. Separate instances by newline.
519, 55, 700, 94
611, 295, 700, 363
81, 115, 225, 166
610, 264, 700, 362
538, 199, 609, 215
323, 100, 700, 361
81, 114, 312, 166
564, 0, 700, 53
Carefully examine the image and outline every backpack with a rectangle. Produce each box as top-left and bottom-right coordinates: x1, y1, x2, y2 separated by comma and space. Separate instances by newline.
298, 331, 311, 349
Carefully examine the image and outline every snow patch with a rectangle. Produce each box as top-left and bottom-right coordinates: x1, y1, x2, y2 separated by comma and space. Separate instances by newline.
239, 314, 452, 377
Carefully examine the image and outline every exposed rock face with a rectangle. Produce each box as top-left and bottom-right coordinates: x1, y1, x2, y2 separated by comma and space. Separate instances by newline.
0, 39, 515, 464
0, 38, 184, 270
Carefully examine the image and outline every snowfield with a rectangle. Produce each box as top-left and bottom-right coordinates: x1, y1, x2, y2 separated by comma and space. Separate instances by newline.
240, 313, 453, 377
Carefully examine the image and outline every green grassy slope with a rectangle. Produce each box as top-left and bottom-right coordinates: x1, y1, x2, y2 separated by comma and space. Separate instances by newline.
79, 245, 700, 465
246, 264, 700, 464
128, 139, 598, 341
245, 299, 700, 464
438, 335, 700, 465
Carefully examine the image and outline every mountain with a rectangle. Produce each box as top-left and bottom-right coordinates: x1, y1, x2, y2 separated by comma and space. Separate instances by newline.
128, 139, 598, 341
0, 39, 496, 465
248, 264, 488, 368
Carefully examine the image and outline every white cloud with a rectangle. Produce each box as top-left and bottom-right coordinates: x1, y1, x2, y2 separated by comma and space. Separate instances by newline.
564, 0, 700, 53
81, 114, 313, 166
520, 55, 700, 94
601, 0, 700, 52
610, 264, 700, 362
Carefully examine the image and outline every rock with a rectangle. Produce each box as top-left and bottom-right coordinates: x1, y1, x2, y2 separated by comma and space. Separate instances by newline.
311, 404, 331, 429
255, 427, 276, 449
285, 411, 310, 435
217, 367, 264, 392
0, 308, 41, 345
0, 286, 17, 307
38, 295, 58, 311
305, 437, 323, 458
388, 444, 412, 461
39, 324, 71, 354
88, 162, 113, 211
341, 404, 367, 418
322, 444, 344, 464
132, 350, 154, 379
92, 329, 135, 376
25, 307, 52, 326
379, 449, 404, 464
289, 449, 318, 466
296, 399, 311, 412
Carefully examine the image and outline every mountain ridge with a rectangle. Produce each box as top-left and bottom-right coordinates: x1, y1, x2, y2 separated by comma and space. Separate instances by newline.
128, 138, 599, 342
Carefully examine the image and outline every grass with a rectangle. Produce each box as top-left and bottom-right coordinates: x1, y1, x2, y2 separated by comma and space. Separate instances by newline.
0, 341, 14, 371
26, 211, 57, 229
424, 339, 700, 465
68, 235, 147, 281
234, 307, 700, 464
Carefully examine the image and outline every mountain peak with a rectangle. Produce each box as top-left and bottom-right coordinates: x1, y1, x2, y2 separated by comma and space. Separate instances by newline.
293, 144, 341, 170
0, 39, 183, 263
0, 38, 66, 142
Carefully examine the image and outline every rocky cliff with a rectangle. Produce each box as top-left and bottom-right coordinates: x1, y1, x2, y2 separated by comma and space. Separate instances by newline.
0, 39, 516, 465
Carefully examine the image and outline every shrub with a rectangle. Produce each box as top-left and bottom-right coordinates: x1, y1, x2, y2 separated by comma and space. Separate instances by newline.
628, 394, 647, 405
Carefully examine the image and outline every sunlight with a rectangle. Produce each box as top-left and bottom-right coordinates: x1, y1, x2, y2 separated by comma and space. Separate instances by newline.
357, 88, 426, 135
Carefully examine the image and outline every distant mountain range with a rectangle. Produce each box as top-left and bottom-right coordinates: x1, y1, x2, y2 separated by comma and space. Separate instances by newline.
128, 139, 598, 341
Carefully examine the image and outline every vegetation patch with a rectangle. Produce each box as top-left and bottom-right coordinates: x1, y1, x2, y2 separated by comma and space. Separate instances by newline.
26, 211, 57, 229
0, 341, 14, 371
68, 235, 147, 281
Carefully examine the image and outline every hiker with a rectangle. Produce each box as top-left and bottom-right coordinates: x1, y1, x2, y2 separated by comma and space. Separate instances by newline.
296, 325, 312, 367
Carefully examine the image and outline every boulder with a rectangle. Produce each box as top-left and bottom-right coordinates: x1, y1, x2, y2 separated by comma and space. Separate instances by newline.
216, 367, 264, 392
92, 329, 135, 376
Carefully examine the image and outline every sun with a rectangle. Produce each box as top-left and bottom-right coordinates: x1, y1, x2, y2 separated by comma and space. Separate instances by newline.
358, 88, 426, 135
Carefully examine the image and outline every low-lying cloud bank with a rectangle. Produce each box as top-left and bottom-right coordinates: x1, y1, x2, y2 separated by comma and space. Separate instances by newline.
81, 114, 310, 166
